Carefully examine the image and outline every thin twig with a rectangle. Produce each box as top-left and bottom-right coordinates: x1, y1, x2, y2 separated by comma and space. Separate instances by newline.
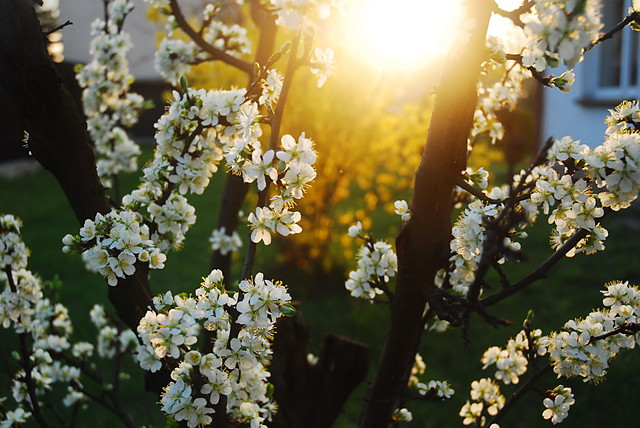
241, 31, 301, 279
491, 0, 534, 27
45, 20, 72, 35
505, 54, 553, 87
492, 260, 512, 288
589, 322, 640, 344
480, 228, 589, 306
586, 11, 640, 52
454, 176, 501, 204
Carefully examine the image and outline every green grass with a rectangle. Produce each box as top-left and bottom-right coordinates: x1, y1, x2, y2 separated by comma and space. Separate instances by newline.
1, 154, 640, 427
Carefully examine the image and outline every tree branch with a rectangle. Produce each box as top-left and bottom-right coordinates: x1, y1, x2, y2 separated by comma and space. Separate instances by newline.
586, 10, 640, 52
491, 0, 534, 27
168, 0, 252, 75
480, 228, 589, 307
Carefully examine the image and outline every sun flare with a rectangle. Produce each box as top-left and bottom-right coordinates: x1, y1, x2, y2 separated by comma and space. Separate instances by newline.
346, 0, 463, 71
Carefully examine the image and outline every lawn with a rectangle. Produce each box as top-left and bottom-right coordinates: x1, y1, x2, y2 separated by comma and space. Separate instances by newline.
1, 151, 640, 427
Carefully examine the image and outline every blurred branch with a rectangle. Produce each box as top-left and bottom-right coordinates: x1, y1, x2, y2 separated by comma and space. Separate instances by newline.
505, 54, 552, 87
168, 0, 252, 74
491, 0, 534, 27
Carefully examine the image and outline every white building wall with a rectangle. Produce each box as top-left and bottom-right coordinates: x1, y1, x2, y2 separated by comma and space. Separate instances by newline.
58, 0, 161, 81
541, 62, 611, 148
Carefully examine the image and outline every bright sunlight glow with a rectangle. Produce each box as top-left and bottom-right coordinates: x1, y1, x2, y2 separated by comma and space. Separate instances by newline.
346, 0, 463, 71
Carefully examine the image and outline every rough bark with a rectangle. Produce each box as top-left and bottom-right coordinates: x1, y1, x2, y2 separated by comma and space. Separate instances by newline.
359, 3, 493, 427
0, 0, 153, 336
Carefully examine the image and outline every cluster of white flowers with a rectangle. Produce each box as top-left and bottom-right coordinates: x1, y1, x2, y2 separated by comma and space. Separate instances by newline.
1, 215, 138, 424
75, 0, 144, 187
62, 210, 166, 286
407, 353, 455, 400
473, 35, 531, 143
209, 227, 243, 256
526, 101, 640, 257
345, 223, 398, 301
0, 215, 28, 272
546, 281, 640, 382
586, 104, 640, 210
135, 269, 292, 427
459, 378, 505, 426
528, 138, 608, 257
521, 0, 603, 72
245, 133, 317, 246
145, 1, 251, 85
542, 385, 575, 424
481, 329, 547, 385
449, 200, 499, 295
121, 87, 241, 250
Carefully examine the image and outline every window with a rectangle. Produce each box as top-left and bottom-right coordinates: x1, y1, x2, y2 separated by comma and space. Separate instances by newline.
583, 0, 640, 102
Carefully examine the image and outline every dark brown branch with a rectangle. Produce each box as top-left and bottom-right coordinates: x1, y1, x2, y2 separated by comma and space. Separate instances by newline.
492, 260, 512, 288
45, 19, 72, 35
241, 31, 300, 279
505, 54, 553, 87
586, 11, 640, 52
480, 228, 589, 307
454, 176, 501, 204
491, 0, 534, 27
589, 322, 640, 344
168, 0, 252, 74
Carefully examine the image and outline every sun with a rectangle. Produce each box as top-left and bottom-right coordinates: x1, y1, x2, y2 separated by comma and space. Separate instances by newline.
344, 0, 464, 71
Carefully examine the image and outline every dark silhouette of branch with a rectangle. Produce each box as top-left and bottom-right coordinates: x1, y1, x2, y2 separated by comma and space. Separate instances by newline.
168, 0, 252, 75
241, 31, 301, 279
491, 0, 534, 27
45, 19, 72, 35
505, 54, 553, 87
454, 176, 501, 204
480, 228, 589, 307
586, 10, 640, 52
589, 322, 640, 343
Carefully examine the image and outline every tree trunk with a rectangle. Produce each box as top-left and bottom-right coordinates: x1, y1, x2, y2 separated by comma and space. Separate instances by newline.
359, 3, 493, 426
0, 0, 153, 338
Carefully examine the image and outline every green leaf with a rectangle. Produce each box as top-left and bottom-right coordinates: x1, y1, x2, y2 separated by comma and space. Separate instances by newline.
180, 75, 189, 92
280, 303, 297, 317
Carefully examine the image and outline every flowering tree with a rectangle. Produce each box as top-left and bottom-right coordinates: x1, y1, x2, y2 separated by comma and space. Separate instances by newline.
1, 0, 640, 427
